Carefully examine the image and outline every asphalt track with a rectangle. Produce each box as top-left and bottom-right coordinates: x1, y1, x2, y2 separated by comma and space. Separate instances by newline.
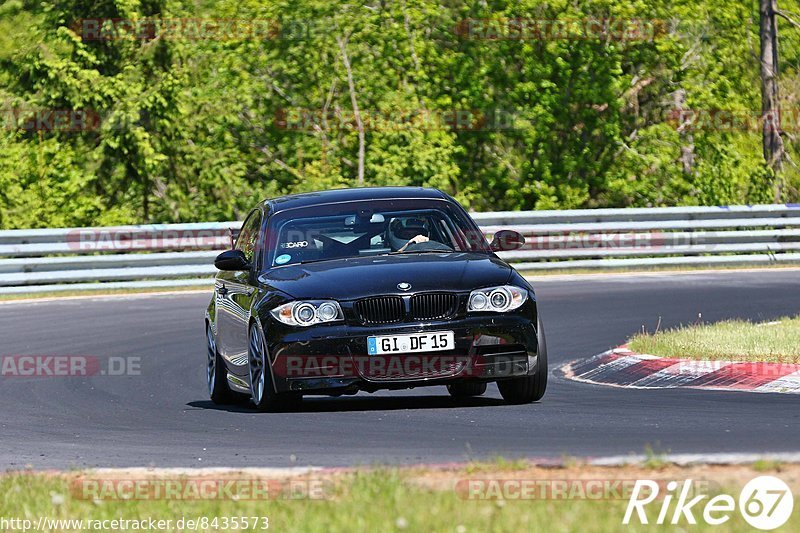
1, 270, 799, 469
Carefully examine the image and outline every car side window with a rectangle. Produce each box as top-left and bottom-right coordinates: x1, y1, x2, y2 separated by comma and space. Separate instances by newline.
236, 211, 262, 265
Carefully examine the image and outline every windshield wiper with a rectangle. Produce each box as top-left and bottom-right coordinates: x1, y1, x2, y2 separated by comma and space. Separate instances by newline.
274, 258, 334, 267
385, 249, 454, 255
278, 250, 455, 266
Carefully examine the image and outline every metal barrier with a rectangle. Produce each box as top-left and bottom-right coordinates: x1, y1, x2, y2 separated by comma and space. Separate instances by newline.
1, 204, 799, 293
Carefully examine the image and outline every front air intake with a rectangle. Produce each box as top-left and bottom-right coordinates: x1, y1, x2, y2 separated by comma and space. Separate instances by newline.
354, 296, 405, 324
410, 293, 458, 321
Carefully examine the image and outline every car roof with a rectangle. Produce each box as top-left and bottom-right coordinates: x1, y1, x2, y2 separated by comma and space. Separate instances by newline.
263, 187, 450, 214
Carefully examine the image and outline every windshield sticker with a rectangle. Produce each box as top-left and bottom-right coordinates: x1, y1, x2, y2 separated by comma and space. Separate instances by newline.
275, 254, 292, 265
281, 241, 308, 249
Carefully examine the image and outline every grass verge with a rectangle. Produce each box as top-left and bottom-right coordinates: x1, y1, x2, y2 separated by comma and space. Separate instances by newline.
628, 316, 800, 362
1, 462, 798, 532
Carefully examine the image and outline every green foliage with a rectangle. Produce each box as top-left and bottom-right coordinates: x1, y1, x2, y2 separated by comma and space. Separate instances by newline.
0, 0, 798, 228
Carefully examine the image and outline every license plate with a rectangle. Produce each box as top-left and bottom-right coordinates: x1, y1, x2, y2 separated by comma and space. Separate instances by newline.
367, 331, 455, 355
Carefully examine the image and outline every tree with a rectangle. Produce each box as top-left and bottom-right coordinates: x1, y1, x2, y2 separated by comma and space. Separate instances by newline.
760, 0, 786, 201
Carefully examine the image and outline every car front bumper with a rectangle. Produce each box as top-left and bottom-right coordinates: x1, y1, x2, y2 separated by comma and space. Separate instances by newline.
264, 312, 541, 394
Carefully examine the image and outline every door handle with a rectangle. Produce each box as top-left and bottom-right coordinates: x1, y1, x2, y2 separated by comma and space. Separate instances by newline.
217, 283, 229, 296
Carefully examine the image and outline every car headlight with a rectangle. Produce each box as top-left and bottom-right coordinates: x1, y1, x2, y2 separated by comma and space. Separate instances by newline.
468, 285, 527, 313
270, 301, 344, 326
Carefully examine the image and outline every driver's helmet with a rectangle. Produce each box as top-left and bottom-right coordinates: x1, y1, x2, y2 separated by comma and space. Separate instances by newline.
387, 217, 429, 251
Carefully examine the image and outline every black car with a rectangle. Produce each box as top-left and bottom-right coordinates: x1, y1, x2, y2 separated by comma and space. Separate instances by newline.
205, 187, 546, 410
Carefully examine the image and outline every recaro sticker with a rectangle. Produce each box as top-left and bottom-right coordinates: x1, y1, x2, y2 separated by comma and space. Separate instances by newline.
281, 241, 308, 249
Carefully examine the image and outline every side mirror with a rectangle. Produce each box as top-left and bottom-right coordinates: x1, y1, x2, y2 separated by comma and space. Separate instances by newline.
490, 230, 525, 252
214, 249, 250, 271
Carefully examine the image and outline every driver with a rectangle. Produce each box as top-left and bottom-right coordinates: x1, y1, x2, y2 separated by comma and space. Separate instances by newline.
387, 218, 430, 252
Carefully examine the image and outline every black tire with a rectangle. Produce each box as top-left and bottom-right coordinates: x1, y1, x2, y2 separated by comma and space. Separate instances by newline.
206, 324, 235, 404
248, 321, 301, 412
447, 382, 488, 398
497, 316, 548, 404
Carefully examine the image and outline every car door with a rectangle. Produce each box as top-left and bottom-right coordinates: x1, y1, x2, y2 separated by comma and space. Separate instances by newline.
216, 209, 262, 374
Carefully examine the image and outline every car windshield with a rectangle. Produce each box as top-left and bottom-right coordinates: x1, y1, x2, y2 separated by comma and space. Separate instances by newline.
267, 200, 488, 267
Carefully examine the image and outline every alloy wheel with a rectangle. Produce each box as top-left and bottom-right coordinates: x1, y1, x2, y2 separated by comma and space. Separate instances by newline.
206, 326, 217, 396
249, 325, 267, 404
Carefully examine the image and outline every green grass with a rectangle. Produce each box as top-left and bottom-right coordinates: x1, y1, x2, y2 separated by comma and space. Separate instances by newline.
642, 445, 670, 470
751, 459, 785, 472
628, 316, 800, 362
0, 470, 791, 532
463, 456, 530, 474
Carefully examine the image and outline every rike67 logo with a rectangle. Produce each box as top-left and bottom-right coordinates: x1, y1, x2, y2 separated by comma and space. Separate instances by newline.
624, 476, 794, 530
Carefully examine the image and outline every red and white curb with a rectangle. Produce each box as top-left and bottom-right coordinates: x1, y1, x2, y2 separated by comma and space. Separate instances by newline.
562, 346, 800, 394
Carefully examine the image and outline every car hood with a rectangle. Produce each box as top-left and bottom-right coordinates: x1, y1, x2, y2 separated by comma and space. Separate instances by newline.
258, 253, 513, 300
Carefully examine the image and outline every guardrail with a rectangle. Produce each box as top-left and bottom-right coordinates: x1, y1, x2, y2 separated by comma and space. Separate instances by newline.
1, 204, 799, 293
